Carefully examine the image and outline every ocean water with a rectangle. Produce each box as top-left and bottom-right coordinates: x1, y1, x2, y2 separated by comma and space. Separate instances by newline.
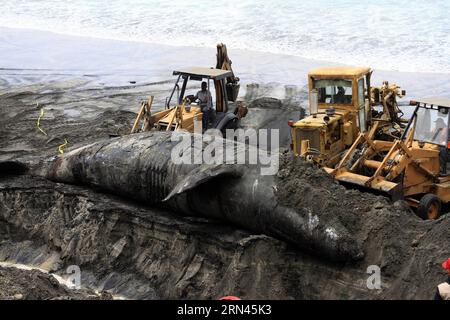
1, 0, 449, 73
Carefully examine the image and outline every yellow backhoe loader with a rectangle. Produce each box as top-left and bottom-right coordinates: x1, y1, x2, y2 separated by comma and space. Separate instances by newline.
325, 98, 450, 220
289, 67, 406, 167
131, 43, 247, 135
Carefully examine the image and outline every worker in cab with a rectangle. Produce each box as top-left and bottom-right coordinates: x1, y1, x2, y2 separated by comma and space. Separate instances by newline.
430, 117, 449, 174
334, 86, 347, 104
434, 258, 450, 300
194, 81, 213, 130
432, 117, 448, 145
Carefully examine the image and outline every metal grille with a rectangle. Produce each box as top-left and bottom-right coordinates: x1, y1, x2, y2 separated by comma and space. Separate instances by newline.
296, 128, 320, 153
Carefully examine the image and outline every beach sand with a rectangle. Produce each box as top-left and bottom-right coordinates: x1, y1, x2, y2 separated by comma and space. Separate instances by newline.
2, 26, 450, 152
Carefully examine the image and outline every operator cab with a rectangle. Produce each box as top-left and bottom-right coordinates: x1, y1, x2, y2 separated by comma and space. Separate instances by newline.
290, 66, 372, 166
130, 44, 246, 135
164, 67, 243, 133
308, 67, 372, 132
409, 98, 450, 174
316, 80, 353, 105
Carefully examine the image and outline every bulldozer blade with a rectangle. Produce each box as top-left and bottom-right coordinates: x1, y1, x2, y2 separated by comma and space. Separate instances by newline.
334, 171, 403, 200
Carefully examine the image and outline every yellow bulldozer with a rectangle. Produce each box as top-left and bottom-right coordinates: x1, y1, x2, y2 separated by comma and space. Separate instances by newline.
131, 43, 247, 135
325, 98, 450, 220
289, 67, 406, 167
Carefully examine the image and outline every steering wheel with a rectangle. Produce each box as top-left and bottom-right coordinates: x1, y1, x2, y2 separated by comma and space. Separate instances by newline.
184, 95, 195, 103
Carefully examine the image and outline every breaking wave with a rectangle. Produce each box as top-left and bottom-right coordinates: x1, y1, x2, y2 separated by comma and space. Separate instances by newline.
1, 0, 449, 73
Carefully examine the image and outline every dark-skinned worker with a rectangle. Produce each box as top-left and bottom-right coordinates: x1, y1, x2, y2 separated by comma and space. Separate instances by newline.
434, 258, 450, 300
194, 81, 212, 130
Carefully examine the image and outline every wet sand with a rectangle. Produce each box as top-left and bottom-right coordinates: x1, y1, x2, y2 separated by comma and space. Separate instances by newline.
2, 26, 450, 100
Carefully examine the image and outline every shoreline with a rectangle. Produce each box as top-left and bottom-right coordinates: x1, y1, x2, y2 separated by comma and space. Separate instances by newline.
1, 26, 450, 99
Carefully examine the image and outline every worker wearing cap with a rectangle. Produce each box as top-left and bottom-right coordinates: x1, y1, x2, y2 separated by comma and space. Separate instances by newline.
434, 258, 450, 300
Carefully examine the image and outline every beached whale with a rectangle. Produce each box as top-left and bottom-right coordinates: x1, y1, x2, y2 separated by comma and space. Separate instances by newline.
26, 131, 362, 262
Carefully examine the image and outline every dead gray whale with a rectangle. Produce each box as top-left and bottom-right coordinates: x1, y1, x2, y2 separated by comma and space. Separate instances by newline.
28, 131, 362, 262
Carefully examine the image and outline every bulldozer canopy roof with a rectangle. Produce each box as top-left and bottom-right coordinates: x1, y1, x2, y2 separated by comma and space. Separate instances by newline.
308, 66, 371, 79
418, 97, 450, 108
173, 67, 232, 80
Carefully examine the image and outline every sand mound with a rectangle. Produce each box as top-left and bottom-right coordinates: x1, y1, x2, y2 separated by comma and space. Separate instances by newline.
276, 151, 450, 296
0, 265, 111, 300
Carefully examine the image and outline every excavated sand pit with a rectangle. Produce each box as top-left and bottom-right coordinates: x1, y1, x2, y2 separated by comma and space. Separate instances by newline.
0, 80, 449, 299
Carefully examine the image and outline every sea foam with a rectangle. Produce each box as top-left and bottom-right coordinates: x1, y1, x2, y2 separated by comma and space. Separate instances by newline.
1, 0, 449, 73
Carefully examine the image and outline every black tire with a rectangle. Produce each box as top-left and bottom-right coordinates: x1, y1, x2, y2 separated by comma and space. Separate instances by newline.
226, 118, 238, 130
417, 194, 442, 220
221, 118, 238, 137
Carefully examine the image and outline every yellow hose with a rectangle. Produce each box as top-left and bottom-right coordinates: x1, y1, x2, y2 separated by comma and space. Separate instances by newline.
58, 138, 68, 154
36, 104, 68, 154
36, 106, 47, 136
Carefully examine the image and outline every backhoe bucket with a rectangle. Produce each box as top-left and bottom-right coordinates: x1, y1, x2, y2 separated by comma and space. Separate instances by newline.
226, 83, 240, 102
